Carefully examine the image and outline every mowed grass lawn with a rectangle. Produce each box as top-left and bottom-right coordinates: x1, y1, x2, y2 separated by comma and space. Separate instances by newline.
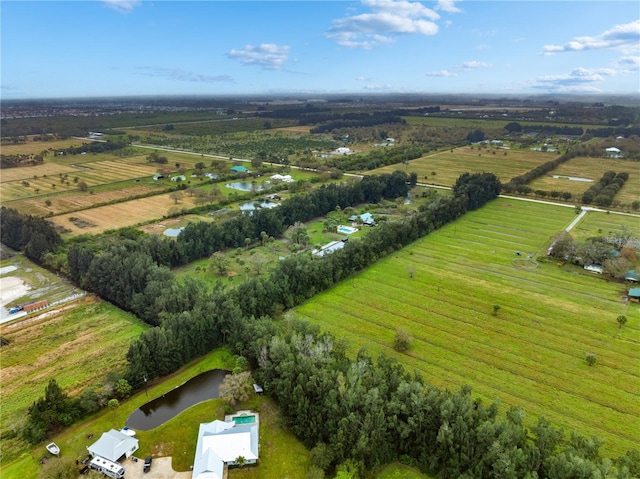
369, 146, 560, 187
0, 298, 147, 464
527, 156, 640, 206
294, 198, 640, 457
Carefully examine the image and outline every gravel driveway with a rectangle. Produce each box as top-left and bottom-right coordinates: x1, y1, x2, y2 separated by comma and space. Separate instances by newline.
123, 457, 192, 479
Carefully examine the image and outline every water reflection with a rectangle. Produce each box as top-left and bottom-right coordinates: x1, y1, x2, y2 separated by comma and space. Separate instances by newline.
126, 369, 228, 430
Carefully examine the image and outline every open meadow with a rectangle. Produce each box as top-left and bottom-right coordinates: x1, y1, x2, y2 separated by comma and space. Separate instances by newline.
369, 146, 560, 186
527, 156, 640, 206
294, 198, 640, 457
0, 138, 84, 155
0, 297, 147, 465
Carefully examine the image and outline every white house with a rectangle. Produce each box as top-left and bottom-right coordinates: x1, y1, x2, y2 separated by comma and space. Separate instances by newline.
270, 174, 294, 183
334, 147, 351, 155
87, 429, 139, 463
605, 147, 622, 158
192, 414, 259, 479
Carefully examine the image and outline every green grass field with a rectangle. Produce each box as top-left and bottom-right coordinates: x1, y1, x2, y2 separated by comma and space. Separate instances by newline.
369, 146, 560, 187
294, 198, 640, 457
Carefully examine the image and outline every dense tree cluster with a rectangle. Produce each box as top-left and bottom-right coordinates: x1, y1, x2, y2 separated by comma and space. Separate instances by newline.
581, 171, 629, 207
23, 377, 132, 444
310, 114, 406, 134
325, 145, 429, 171
0, 153, 45, 169
57, 139, 129, 155
240, 319, 639, 478
0, 207, 62, 262
452, 172, 501, 211
586, 126, 640, 138
503, 123, 584, 136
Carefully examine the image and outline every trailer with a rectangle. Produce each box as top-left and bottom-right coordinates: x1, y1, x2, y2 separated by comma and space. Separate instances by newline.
89, 457, 125, 479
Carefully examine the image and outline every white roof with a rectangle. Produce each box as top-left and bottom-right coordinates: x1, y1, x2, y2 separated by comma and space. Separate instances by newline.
192, 420, 259, 479
606, 147, 621, 152
87, 429, 139, 462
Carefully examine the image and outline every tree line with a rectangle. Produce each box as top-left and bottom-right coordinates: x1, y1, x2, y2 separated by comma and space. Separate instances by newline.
325, 145, 429, 171
581, 171, 629, 207
0, 207, 62, 262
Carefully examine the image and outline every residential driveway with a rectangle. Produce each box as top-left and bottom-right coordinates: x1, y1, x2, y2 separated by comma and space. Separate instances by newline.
123, 457, 191, 479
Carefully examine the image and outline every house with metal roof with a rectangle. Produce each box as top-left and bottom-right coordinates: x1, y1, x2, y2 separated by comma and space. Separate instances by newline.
192, 414, 259, 479
87, 429, 139, 463
629, 288, 640, 302
230, 165, 249, 173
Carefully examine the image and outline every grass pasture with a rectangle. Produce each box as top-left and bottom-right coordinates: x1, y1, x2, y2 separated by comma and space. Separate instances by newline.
527, 156, 640, 206
294, 198, 640, 457
0, 138, 84, 155
571, 210, 640, 241
369, 146, 560, 187
0, 298, 147, 465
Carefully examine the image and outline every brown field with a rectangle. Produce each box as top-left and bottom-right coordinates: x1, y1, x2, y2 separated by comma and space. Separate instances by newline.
274, 125, 313, 133
369, 146, 560, 186
527, 156, 640, 206
50, 192, 204, 235
1, 157, 167, 203
0, 138, 84, 155
10, 185, 164, 216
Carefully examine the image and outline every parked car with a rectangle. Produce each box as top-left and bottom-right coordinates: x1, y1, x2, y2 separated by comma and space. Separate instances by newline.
143, 456, 152, 473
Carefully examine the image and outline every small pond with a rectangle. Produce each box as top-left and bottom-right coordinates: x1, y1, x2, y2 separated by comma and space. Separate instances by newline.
126, 369, 228, 430
552, 175, 593, 182
225, 181, 264, 191
163, 227, 185, 237
239, 200, 279, 212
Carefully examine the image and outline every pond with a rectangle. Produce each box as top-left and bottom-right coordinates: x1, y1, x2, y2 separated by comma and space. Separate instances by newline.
126, 369, 228, 430
225, 181, 264, 191
552, 175, 593, 182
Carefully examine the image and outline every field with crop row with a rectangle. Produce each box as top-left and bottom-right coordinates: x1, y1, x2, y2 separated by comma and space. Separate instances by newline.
370, 146, 560, 186
294, 198, 640, 456
527, 156, 640, 206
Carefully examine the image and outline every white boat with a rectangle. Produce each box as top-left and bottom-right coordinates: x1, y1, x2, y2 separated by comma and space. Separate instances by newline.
120, 427, 136, 437
46, 442, 60, 455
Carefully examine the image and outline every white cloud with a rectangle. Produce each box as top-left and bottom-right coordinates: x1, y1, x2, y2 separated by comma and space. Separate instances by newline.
435, 0, 462, 14
462, 60, 490, 69
137, 67, 234, 83
100, 0, 141, 14
363, 83, 393, 90
327, 0, 440, 49
228, 44, 291, 70
615, 56, 640, 72
542, 20, 640, 55
426, 69, 456, 77
355, 76, 373, 82
532, 67, 615, 92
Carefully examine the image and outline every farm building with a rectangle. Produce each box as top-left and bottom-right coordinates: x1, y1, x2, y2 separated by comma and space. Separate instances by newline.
605, 147, 622, 158
313, 240, 346, 257
628, 288, 640, 302
584, 264, 603, 274
270, 174, 294, 182
230, 165, 249, 173
171, 175, 186, 182
349, 212, 376, 226
625, 270, 639, 282
153, 174, 165, 180
87, 429, 139, 463
192, 413, 259, 479
22, 300, 48, 313
334, 147, 351, 155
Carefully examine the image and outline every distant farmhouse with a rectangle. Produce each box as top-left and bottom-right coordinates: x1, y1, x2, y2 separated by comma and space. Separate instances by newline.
605, 147, 622, 158
230, 165, 249, 173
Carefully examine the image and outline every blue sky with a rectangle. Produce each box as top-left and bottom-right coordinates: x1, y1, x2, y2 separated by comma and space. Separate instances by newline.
2, 0, 639, 99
